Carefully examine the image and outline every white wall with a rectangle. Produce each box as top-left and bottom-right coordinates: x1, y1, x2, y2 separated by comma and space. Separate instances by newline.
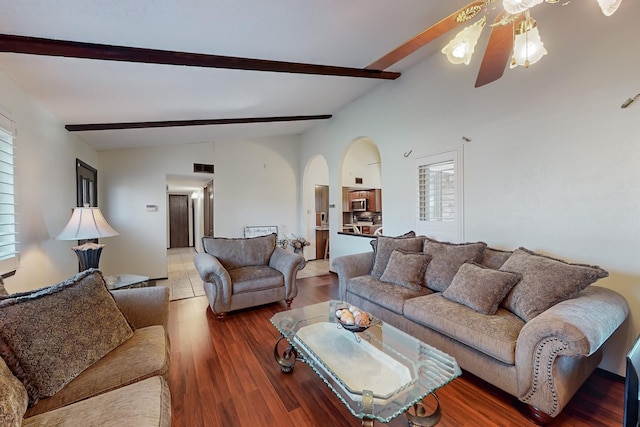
341, 137, 381, 188
98, 135, 301, 279
301, 4, 640, 375
0, 72, 99, 292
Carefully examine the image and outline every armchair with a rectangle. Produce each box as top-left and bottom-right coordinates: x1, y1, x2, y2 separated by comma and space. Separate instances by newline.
194, 233, 306, 320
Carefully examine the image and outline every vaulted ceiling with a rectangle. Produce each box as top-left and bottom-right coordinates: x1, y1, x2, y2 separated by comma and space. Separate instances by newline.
0, 1, 633, 151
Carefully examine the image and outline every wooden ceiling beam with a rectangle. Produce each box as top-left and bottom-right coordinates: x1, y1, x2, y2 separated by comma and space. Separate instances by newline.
0, 34, 400, 80
65, 114, 332, 132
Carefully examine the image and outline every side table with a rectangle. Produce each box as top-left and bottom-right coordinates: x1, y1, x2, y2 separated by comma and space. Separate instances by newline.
105, 274, 152, 290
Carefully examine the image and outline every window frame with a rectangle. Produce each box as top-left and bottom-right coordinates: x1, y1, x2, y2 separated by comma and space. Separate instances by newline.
0, 118, 18, 277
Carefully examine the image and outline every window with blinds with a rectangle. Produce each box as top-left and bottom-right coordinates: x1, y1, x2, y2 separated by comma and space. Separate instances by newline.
418, 160, 455, 222
0, 126, 17, 274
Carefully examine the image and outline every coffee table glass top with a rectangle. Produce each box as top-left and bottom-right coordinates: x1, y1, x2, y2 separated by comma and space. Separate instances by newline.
271, 300, 461, 423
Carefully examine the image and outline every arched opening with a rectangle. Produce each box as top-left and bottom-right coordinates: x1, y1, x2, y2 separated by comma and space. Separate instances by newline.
339, 137, 382, 236
302, 155, 329, 260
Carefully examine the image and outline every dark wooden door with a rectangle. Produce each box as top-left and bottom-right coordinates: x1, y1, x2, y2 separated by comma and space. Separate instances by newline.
169, 195, 189, 248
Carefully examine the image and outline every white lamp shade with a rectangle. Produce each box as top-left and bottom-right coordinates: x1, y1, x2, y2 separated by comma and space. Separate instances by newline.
57, 207, 119, 241
510, 26, 547, 68
503, 0, 544, 14
441, 17, 486, 65
597, 0, 622, 16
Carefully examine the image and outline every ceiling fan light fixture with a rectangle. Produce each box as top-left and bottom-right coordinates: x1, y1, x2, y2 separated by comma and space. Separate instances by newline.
510, 18, 547, 69
503, 0, 544, 14
597, 0, 622, 15
442, 17, 486, 65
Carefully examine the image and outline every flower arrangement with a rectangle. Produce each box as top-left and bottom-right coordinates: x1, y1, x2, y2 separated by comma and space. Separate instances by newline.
289, 235, 310, 252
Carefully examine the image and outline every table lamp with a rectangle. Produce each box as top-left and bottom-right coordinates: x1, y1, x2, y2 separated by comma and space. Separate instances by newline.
56, 205, 119, 271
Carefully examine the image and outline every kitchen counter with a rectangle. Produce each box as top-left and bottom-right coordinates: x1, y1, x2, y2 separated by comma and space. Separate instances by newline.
338, 231, 376, 238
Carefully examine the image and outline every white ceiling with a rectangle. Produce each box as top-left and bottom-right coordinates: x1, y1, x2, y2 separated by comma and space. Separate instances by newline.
0, 0, 633, 151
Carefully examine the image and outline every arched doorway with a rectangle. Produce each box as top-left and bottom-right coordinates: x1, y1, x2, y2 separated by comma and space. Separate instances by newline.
302, 155, 329, 260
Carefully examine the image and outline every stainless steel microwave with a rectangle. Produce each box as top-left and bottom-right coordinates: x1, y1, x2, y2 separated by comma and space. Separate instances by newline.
351, 198, 367, 211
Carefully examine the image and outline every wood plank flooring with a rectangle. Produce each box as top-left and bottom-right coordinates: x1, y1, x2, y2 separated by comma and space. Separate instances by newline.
168, 273, 624, 426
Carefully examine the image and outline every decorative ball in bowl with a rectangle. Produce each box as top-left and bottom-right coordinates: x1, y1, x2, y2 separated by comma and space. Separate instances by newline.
335, 306, 372, 332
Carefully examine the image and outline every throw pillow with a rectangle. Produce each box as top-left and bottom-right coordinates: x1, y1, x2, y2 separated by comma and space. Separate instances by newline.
202, 233, 276, 270
500, 248, 609, 322
442, 262, 522, 315
0, 269, 134, 406
422, 238, 487, 292
370, 235, 425, 279
480, 247, 513, 270
0, 356, 27, 427
379, 249, 432, 291
370, 231, 417, 252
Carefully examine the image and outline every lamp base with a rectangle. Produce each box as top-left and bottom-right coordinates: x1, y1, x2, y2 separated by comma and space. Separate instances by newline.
72, 242, 105, 271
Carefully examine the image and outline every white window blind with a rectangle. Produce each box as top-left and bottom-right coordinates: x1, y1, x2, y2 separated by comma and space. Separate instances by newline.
415, 148, 463, 243
0, 125, 18, 274
418, 160, 455, 222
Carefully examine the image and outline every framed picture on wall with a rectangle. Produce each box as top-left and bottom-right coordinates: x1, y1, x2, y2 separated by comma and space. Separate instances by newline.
244, 226, 278, 238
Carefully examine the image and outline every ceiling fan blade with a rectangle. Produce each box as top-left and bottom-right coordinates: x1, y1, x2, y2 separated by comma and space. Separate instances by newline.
474, 13, 524, 88
366, 1, 486, 70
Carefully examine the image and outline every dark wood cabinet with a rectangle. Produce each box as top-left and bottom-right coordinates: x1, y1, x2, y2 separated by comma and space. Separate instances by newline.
315, 229, 329, 260
367, 189, 382, 212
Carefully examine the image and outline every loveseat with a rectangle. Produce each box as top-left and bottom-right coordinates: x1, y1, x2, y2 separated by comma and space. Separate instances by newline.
332, 234, 629, 424
195, 233, 306, 320
0, 269, 171, 426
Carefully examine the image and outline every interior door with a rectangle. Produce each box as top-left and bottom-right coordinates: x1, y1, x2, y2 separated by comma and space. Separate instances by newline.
169, 194, 189, 248
203, 180, 214, 237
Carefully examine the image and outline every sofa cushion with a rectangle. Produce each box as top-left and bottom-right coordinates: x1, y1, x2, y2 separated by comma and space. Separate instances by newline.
480, 247, 513, 270
370, 235, 425, 279
230, 266, 284, 294
25, 325, 169, 417
0, 356, 27, 426
442, 262, 521, 315
0, 269, 134, 406
202, 233, 276, 270
379, 249, 432, 291
22, 376, 171, 427
422, 238, 487, 292
500, 248, 609, 322
369, 230, 416, 252
346, 275, 432, 315
404, 294, 525, 364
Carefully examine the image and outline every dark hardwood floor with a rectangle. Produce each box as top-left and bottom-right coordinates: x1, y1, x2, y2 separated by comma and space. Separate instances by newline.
167, 273, 624, 426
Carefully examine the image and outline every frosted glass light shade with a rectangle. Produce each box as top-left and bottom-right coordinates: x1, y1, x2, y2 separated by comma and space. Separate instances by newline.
57, 206, 119, 241
503, 0, 544, 14
441, 17, 486, 65
597, 0, 622, 15
510, 26, 547, 68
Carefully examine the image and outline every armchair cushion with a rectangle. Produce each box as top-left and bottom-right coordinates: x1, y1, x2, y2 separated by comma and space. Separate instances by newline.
0, 269, 134, 406
500, 248, 609, 322
230, 266, 284, 294
202, 233, 276, 270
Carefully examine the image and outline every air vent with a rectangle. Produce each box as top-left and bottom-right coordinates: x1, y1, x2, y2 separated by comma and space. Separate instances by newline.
193, 163, 214, 174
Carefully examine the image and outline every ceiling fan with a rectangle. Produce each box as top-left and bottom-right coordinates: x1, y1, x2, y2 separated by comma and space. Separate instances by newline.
367, 0, 623, 88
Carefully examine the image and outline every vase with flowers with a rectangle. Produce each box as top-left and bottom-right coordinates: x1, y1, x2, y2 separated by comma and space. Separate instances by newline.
289, 235, 310, 255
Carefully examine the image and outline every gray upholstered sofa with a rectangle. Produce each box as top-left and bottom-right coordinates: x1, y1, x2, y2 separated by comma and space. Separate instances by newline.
195, 233, 306, 320
0, 270, 171, 426
333, 235, 628, 424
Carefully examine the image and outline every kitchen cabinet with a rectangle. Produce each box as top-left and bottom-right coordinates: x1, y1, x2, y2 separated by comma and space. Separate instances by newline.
367, 189, 382, 212
315, 229, 329, 260
315, 185, 328, 213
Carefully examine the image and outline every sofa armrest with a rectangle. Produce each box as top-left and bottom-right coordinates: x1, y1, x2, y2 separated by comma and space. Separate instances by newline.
269, 247, 306, 300
515, 286, 628, 411
194, 252, 232, 311
111, 286, 170, 331
332, 252, 374, 300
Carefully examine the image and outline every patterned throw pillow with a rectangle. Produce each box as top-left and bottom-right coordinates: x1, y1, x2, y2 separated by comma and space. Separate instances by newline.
0, 356, 27, 426
422, 238, 487, 292
500, 248, 609, 322
379, 249, 432, 291
442, 262, 522, 315
0, 269, 134, 406
370, 235, 425, 279
480, 247, 513, 270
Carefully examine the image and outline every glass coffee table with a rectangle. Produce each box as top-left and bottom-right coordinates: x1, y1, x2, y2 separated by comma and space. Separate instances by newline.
271, 300, 461, 426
